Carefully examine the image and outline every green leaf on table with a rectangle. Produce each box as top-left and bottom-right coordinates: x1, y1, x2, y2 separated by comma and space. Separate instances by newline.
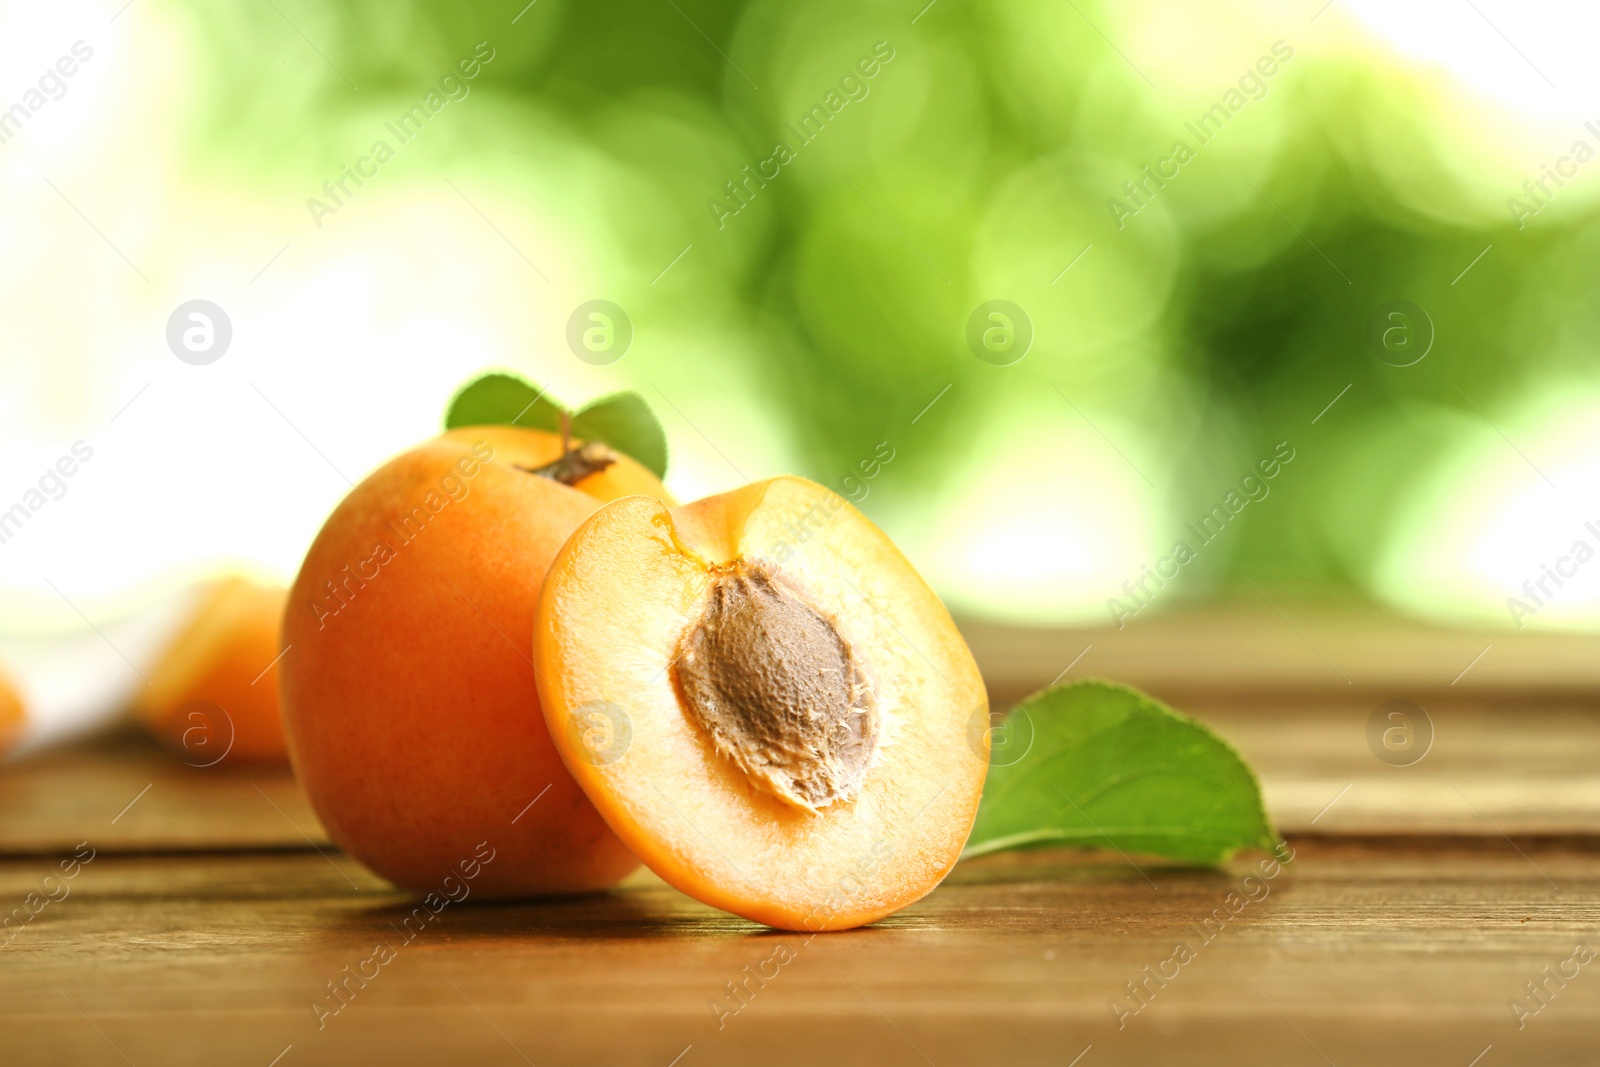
443, 373, 668, 478
964, 679, 1280, 865
445, 372, 563, 433
571, 391, 668, 479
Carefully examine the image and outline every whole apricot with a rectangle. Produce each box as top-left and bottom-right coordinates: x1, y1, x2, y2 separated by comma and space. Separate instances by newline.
281, 427, 668, 897
534, 476, 988, 929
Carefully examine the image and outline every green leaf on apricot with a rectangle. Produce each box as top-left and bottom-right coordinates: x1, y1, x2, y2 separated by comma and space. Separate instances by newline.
571, 392, 668, 480
445, 373, 564, 433
444, 373, 669, 479
964, 680, 1280, 866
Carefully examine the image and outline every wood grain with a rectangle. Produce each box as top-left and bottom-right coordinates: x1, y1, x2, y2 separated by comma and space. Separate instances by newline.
1208, 699, 1600, 835
962, 600, 1600, 701
1, 840, 1595, 1066
5, 699, 1594, 854
0, 728, 327, 853
3, 605, 1597, 1065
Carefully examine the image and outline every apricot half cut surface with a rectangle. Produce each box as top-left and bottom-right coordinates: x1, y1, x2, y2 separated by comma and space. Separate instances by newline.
534, 476, 988, 930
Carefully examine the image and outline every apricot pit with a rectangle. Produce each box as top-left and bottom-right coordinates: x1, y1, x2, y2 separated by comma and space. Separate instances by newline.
674, 558, 879, 811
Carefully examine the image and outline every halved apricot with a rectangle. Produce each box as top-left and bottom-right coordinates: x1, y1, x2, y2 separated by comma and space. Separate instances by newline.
533, 476, 988, 930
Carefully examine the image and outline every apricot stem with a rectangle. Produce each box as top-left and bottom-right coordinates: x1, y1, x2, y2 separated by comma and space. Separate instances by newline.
518, 441, 618, 486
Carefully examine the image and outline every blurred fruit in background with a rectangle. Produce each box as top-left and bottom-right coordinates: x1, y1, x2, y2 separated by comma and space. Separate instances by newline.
0, 575, 288, 766
136, 576, 289, 765
0, 666, 25, 757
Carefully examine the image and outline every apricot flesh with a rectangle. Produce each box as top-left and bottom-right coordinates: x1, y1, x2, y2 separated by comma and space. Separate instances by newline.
281, 427, 668, 897
137, 576, 291, 764
534, 476, 988, 930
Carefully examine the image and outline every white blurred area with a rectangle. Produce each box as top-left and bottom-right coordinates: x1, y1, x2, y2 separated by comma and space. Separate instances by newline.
1370, 387, 1600, 632
883, 381, 1184, 627
1339, 0, 1600, 124
0, 1, 791, 636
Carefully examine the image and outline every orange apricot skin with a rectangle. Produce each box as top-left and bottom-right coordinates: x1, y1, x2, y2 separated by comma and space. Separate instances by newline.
137, 577, 291, 764
280, 426, 666, 898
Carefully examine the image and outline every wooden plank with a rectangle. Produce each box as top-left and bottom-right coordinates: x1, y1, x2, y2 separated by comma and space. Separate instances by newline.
962, 601, 1598, 701
0, 604, 1591, 856
4, 698, 1598, 856
1208, 699, 1600, 835
0, 728, 326, 853
1, 840, 1595, 1066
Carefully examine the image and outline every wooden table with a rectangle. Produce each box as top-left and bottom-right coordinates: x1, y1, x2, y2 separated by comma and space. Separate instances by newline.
3, 603, 1597, 1065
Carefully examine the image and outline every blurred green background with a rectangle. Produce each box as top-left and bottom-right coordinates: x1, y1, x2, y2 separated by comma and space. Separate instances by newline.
4, 0, 1600, 633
